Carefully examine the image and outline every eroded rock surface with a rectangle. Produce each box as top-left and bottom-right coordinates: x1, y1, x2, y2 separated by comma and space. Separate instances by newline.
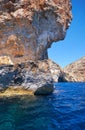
0, 0, 72, 95
64, 57, 85, 82
0, 0, 72, 63
48, 59, 62, 82
48, 59, 76, 82
0, 56, 13, 65
0, 60, 53, 95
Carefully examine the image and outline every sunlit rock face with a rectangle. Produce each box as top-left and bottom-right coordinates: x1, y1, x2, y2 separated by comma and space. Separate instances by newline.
64, 57, 85, 82
0, 56, 13, 65
0, 0, 72, 63
48, 59, 76, 82
0, 0, 72, 95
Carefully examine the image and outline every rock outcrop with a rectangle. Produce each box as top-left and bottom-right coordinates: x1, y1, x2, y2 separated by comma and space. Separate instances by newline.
58, 71, 77, 82
0, 0, 72, 96
64, 57, 85, 82
48, 59, 76, 82
0, 0, 72, 63
0, 60, 53, 95
48, 59, 62, 82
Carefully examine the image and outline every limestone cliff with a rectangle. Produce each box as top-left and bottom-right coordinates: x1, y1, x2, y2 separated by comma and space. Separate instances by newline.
0, 0, 72, 63
48, 59, 76, 82
0, 60, 53, 95
64, 57, 85, 82
0, 0, 72, 96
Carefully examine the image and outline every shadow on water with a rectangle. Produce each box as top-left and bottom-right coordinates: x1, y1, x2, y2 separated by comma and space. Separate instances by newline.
0, 95, 53, 130
0, 82, 85, 130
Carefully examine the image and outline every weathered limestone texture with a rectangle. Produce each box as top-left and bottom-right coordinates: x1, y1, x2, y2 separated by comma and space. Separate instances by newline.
0, 56, 13, 65
0, 60, 53, 95
48, 59, 76, 82
48, 59, 62, 82
64, 57, 85, 82
0, 0, 72, 95
0, 0, 72, 63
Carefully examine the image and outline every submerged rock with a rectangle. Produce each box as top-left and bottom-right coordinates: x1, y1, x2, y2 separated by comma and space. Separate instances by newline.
34, 83, 53, 95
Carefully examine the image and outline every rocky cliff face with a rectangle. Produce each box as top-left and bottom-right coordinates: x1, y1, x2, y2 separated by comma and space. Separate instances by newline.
0, 60, 53, 95
0, 0, 72, 63
64, 57, 85, 82
0, 0, 72, 96
0, 58, 75, 96
48, 59, 76, 82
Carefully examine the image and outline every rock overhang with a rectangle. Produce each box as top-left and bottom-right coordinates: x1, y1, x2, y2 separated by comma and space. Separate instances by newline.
0, 0, 72, 63
0, 0, 72, 96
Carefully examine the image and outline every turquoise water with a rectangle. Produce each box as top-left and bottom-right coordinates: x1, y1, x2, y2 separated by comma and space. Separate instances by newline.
0, 82, 85, 130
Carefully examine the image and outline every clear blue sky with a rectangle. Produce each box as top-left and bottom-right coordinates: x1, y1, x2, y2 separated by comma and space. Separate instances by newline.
48, 0, 85, 67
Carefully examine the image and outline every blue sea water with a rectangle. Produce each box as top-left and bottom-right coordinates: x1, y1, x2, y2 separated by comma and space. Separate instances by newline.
0, 82, 85, 130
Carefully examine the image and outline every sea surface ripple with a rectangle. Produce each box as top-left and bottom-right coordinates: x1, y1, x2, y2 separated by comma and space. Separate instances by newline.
0, 82, 85, 130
